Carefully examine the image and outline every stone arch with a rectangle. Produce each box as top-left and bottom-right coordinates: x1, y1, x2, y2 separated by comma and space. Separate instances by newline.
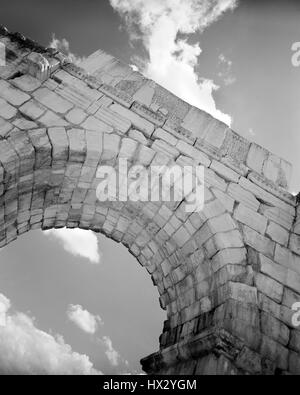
0, 126, 252, 374
0, 27, 299, 374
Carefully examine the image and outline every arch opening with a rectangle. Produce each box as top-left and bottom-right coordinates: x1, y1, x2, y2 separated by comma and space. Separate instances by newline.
0, 228, 167, 374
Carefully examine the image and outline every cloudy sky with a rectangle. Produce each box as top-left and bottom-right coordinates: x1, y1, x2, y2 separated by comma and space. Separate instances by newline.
0, 0, 300, 374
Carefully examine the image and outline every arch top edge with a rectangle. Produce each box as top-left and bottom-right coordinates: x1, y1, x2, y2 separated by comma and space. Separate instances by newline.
0, 27, 296, 204
0, 27, 294, 195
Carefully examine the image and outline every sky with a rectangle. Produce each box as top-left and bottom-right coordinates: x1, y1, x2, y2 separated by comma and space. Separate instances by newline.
0, 0, 300, 375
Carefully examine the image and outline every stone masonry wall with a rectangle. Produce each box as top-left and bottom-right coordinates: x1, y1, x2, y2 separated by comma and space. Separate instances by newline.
0, 26, 299, 375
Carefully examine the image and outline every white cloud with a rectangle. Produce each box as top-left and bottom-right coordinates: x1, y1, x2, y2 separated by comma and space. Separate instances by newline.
44, 228, 101, 264
0, 293, 102, 375
49, 34, 86, 65
110, 0, 238, 125
102, 336, 121, 367
218, 53, 236, 86
67, 306, 131, 370
67, 305, 103, 334
0, 294, 10, 327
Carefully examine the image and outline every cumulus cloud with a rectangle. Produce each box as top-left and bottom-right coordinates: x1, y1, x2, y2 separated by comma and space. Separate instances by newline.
44, 228, 101, 264
0, 293, 101, 375
49, 34, 86, 65
67, 304, 103, 334
0, 293, 10, 327
110, 0, 238, 125
66, 306, 130, 371
102, 336, 122, 367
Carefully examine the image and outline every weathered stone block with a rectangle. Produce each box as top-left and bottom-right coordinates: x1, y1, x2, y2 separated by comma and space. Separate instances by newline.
266, 222, 289, 246
255, 273, 283, 303
132, 84, 155, 107
67, 128, 86, 163
176, 140, 211, 167
11, 74, 41, 92
259, 253, 287, 284
173, 226, 191, 248
260, 335, 288, 371
151, 139, 179, 159
95, 106, 131, 134
204, 168, 227, 192
0, 80, 30, 106
227, 183, 259, 212
0, 117, 13, 137
289, 233, 300, 256
211, 248, 246, 272
33, 87, 73, 114
286, 269, 300, 294
290, 330, 300, 353
221, 129, 250, 163
128, 129, 149, 145
211, 188, 234, 212
213, 229, 244, 250
65, 108, 87, 125
0, 98, 17, 119
81, 115, 113, 133
262, 154, 281, 184
137, 145, 156, 166
131, 102, 165, 127
119, 137, 138, 161
274, 244, 300, 275
39, 110, 68, 127
246, 143, 268, 174
210, 160, 240, 183
262, 154, 292, 189
56, 77, 102, 108
261, 312, 289, 346
101, 133, 120, 162
282, 287, 300, 309
25, 52, 53, 81
239, 177, 295, 216
110, 103, 154, 137
243, 225, 275, 258
47, 127, 69, 164
289, 351, 300, 374
181, 107, 214, 139
234, 204, 267, 234
260, 204, 294, 231
207, 213, 237, 234
13, 117, 37, 130
236, 347, 262, 374
258, 293, 281, 320
201, 198, 226, 220
19, 99, 46, 120
153, 128, 178, 146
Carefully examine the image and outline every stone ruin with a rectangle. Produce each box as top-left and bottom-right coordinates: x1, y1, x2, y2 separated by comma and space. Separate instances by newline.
0, 26, 299, 374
